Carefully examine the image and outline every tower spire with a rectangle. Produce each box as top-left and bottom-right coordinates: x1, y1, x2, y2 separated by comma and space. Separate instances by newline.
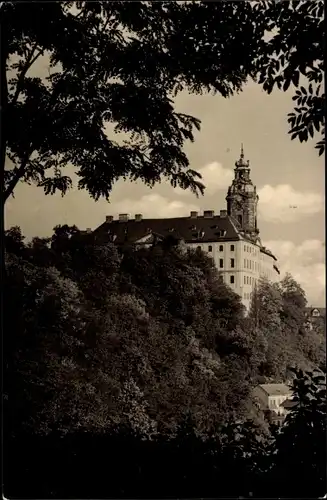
235, 143, 249, 168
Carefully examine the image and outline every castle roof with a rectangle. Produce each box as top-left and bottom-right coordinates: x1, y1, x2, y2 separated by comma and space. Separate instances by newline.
93, 212, 277, 263
259, 384, 292, 397
94, 213, 241, 245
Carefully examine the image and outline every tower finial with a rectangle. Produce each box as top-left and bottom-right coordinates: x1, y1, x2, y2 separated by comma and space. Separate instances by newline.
240, 143, 244, 158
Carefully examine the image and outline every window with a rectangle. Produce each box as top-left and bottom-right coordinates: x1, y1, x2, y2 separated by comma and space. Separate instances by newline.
246, 276, 249, 284
208, 245, 213, 252
231, 258, 235, 268
230, 275, 235, 284
219, 245, 224, 252
196, 246, 201, 251
244, 245, 246, 252
219, 259, 224, 268
244, 258, 246, 267
244, 275, 246, 285
230, 244, 235, 251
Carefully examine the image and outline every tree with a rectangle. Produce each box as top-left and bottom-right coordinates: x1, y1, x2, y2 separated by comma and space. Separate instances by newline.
248, 275, 324, 382
265, 369, 326, 498
4, 224, 257, 438
278, 272, 307, 330
2, 1, 324, 205
253, 0, 325, 155
4, 251, 88, 436
0, 1, 260, 203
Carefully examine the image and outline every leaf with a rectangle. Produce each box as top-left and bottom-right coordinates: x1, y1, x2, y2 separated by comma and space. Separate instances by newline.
291, 71, 300, 87
308, 122, 314, 138
313, 116, 321, 132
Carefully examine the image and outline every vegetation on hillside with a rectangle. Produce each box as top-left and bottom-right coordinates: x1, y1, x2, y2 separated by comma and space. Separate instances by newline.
4, 225, 326, 497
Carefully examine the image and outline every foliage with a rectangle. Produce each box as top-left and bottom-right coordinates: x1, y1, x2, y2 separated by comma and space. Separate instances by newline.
1, 1, 262, 202
262, 368, 326, 498
4, 225, 326, 498
253, 0, 325, 155
4, 226, 254, 438
249, 275, 325, 382
1, 2, 324, 205
8, 370, 324, 499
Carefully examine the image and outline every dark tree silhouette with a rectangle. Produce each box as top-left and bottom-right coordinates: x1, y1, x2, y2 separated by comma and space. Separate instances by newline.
1, 1, 324, 204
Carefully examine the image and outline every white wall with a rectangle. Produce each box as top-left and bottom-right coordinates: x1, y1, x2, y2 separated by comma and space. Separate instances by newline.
188, 239, 279, 309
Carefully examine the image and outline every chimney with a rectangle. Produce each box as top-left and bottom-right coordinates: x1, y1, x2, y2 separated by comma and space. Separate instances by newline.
135, 214, 143, 222
203, 210, 215, 218
106, 215, 114, 223
119, 213, 129, 222
220, 210, 227, 218
190, 211, 198, 218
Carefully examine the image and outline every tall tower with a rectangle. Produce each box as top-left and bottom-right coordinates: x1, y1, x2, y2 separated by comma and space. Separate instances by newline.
226, 145, 259, 242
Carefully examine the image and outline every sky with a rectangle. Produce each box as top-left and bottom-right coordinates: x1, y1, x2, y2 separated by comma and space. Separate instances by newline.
5, 71, 325, 306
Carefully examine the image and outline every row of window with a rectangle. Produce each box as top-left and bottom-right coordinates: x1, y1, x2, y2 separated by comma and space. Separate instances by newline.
225, 275, 260, 288
244, 275, 257, 286
196, 244, 235, 252
245, 259, 258, 271
218, 258, 235, 269
244, 292, 252, 300
221, 275, 236, 284
244, 244, 256, 254
219, 244, 235, 252
244, 245, 276, 262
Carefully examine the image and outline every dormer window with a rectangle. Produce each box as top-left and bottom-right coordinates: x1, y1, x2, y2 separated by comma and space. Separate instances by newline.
190, 225, 197, 231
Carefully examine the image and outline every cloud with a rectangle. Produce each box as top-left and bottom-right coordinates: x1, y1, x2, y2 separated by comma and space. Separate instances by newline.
175, 161, 233, 196
258, 184, 324, 223
264, 239, 325, 306
111, 193, 200, 219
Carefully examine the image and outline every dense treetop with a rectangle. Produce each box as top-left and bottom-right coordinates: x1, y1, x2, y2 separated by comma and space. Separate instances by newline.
4, 225, 325, 437
1, 1, 324, 203
4, 225, 326, 497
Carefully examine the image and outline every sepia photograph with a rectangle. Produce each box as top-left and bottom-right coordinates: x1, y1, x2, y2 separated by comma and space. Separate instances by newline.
2, 0, 325, 498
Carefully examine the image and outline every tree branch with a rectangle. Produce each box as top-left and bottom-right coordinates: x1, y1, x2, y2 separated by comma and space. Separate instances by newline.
0, 15, 9, 181
10, 43, 44, 106
4, 151, 33, 203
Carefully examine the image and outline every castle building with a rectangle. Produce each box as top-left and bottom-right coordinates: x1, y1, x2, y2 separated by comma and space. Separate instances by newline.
93, 146, 280, 310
